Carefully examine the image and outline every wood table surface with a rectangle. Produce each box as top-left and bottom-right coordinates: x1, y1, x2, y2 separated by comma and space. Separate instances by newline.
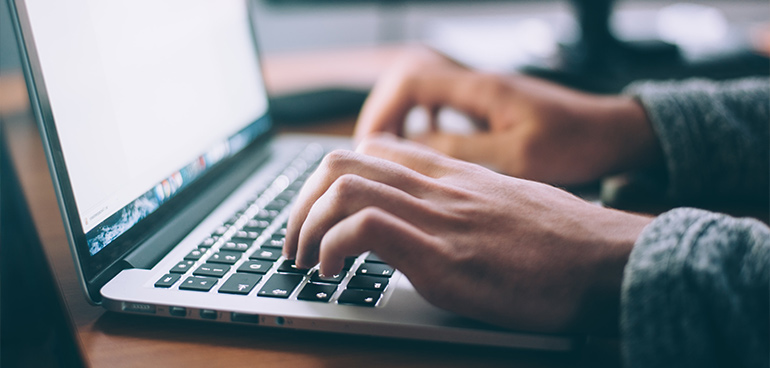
0, 46, 617, 368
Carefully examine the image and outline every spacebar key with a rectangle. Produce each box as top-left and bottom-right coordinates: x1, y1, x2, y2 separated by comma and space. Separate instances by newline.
257, 274, 303, 298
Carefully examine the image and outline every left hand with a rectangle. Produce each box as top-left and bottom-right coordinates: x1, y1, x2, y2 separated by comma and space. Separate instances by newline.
284, 134, 652, 334
353, 47, 661, 186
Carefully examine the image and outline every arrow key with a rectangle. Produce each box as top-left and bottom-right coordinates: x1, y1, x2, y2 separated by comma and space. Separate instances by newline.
179, 276, 218, 292
298, 283, 337, 303
219, 273, 262, 295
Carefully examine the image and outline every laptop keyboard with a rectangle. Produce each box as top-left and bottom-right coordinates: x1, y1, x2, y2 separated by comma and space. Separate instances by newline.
154, 145, 395, 307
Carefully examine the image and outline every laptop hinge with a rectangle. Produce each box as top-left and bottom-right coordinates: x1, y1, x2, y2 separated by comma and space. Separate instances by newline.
122, 145, 272, 270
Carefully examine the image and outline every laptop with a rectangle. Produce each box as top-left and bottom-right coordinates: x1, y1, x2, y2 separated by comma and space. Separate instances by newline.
8, 0, 577, 350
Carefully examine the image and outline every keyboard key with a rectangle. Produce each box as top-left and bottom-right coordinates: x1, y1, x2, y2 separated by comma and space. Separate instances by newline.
193, 263, 230, 278
231, 230, 259, 241
342, 256, 357, 271
221, 241, 250, 252
276, 259, 311, 275
337, 289, 381, 307
218, 273, 261, 295
213, 225, 229, 236
357, 263, 394, 278
257, 274, 303, 298
179, 276, 218, 292
224, 213, 242, 226
242, 219, 270, 232
265, 198, 289, 211
184, 248, 206, 261
297, 283, 337, 303
208, 250, 241, 264
154, 274, 181, 288
267, 236, 285, 249
249, 248, 281, 262
364, 253, 386, 264
287, 179, 306, 191
276, 189, 298, 202
170, 260, 195, 274
237, 260, 273, 274
253, 209, 280, 221
347, 275, 389, 291
310, 270, 346, 284
199, 237, 218, 249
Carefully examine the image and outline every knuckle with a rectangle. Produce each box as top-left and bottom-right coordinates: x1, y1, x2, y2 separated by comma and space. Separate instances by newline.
504, 139, 535, 176
478, 74, 511, 106
329, 174, 364, 199
354, 207, 388, 237
436, 135, 463, 158
320, 149, 355, 174
356, 135, 386, 155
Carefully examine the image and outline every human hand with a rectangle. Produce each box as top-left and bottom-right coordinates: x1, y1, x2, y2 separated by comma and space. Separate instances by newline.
284, 134, 652, 334
354, 47, 662, 186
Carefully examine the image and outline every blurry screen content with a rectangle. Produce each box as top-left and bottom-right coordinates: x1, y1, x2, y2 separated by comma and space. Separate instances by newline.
24, 0, 270, 255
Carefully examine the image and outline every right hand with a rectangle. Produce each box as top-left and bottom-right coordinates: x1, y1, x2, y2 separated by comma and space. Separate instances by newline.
284, 134, 651, 334
354, 47, 662, 186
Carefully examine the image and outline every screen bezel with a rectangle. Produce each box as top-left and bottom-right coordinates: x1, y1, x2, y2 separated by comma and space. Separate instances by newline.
9, 0, 275, 303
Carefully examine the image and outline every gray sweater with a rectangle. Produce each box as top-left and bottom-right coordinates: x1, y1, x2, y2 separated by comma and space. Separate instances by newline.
622, 78, 770, 367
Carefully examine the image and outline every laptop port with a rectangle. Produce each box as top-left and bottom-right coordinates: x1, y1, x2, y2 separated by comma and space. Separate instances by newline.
123, 302, 156, 314
230, 312, 260, 324
199, 309, 218, 320
169, 306, 187, 317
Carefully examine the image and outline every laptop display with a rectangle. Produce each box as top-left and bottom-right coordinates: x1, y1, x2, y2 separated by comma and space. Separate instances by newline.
22, 0, 271, 256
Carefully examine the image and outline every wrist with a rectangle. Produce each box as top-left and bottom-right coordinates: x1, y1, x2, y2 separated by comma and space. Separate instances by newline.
580, 209, 652, 336
604, 96, 664, 174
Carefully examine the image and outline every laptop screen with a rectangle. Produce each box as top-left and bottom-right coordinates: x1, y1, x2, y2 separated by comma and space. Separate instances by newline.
23, 0, 270, 256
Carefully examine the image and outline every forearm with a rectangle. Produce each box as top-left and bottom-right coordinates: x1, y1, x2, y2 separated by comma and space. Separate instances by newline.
621, 208, 770, 368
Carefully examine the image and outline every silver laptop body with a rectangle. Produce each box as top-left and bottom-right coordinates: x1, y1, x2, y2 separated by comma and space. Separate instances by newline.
9, 0, 577, 350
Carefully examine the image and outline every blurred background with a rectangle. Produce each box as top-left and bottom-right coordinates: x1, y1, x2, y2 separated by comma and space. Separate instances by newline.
3, 0, 769, 81
1, 0, 769, 121
2, 0, 768, 128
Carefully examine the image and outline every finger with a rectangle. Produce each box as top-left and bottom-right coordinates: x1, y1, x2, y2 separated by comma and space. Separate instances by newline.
317, 206, 439, 279
353, 70, 415, 141
284, 149, 433, 259
294, 174, 431, 268
415, 131, 510, 171
354, 65, 495, 143
355, 133, 464, 178
427, 105, 440, 132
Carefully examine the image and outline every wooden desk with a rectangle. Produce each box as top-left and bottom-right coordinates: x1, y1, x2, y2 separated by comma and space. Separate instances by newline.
0, 47, 613, 367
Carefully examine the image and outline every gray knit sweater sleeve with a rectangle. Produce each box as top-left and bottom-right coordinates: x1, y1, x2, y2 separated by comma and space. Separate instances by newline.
620, 78, 770, 368
622, 208, 769, 367
624, 77, 769, 203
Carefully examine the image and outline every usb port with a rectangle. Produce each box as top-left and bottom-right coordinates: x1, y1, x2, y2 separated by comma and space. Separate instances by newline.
231, 312, 260, 324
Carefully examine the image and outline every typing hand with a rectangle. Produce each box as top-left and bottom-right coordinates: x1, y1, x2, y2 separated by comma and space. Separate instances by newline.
284, 134, 651, 334
354, 47, 662, 186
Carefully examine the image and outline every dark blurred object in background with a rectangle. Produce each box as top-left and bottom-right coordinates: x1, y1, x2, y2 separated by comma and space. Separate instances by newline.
524, 0, 769, 92
0, 122, 85, 368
